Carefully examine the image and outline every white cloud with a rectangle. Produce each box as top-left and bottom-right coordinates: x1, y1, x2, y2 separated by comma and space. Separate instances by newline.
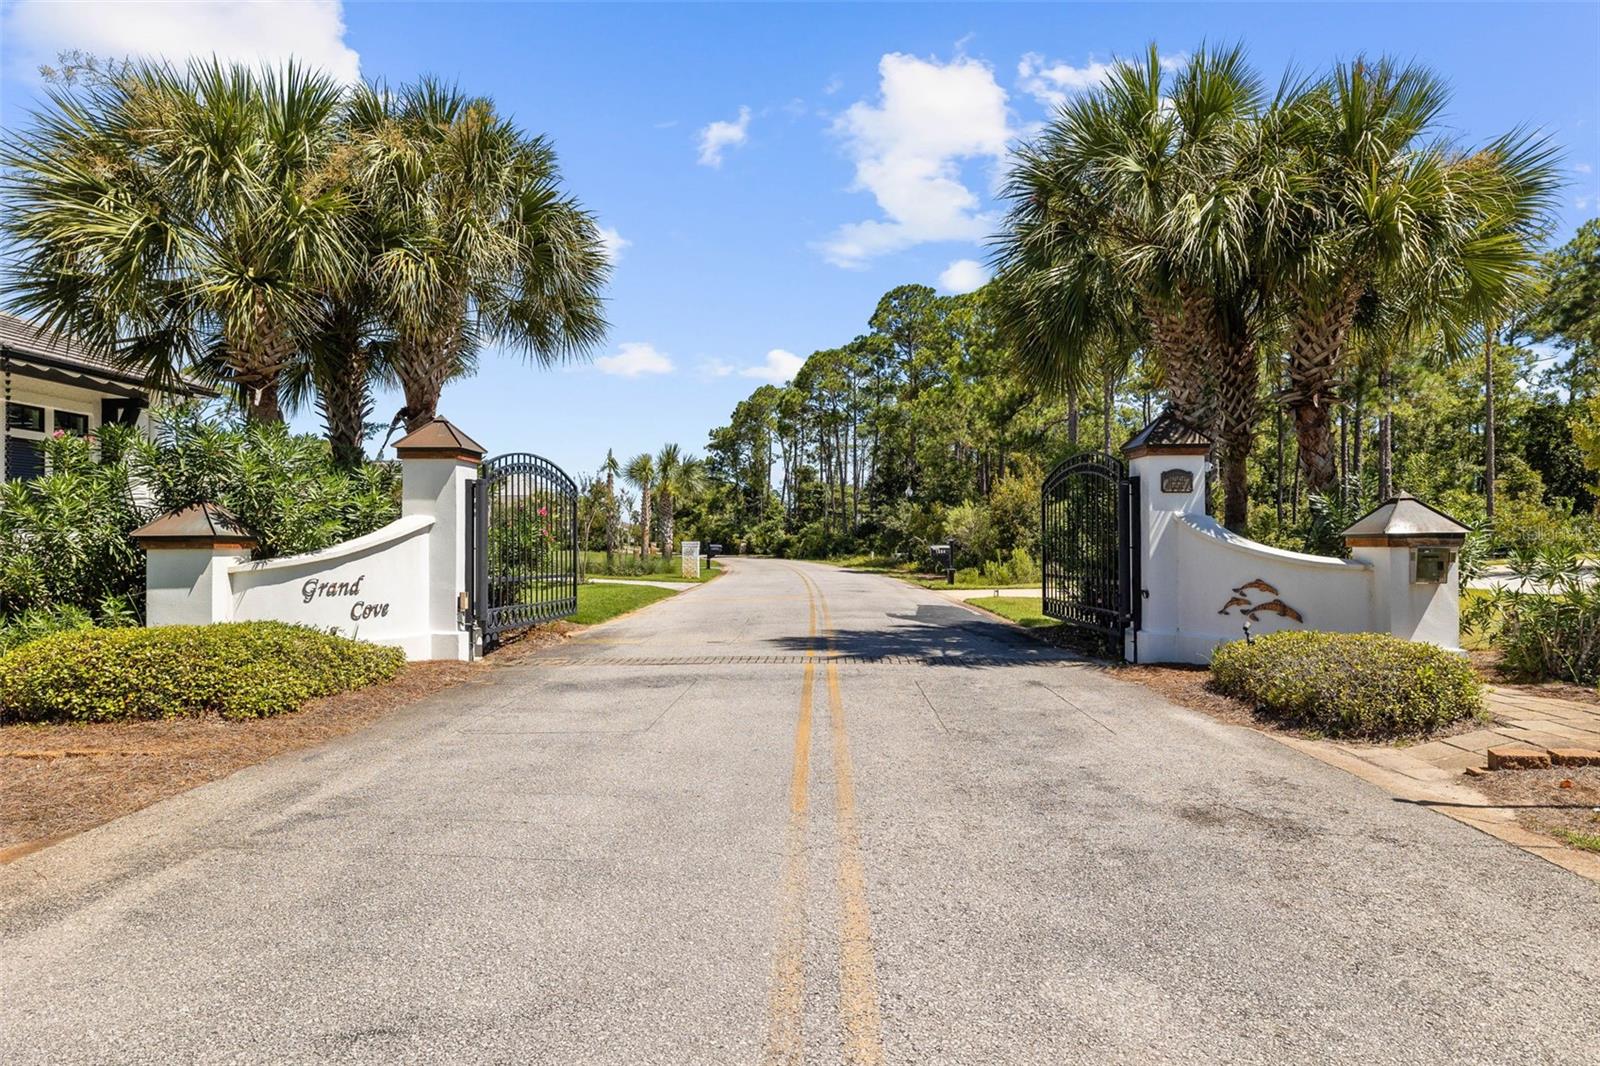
823, 75, 844, 96
598, 226, 630, 264
596, 341, 674, 377
697, 358, 735, 378
697, 105, 752, 168
1017, 51, 1185, 111
1575, 163, 1594, 174
740, 349, 805, 384
1017, 52, 1114, 110
1, 0, 361, 82
819, 53, 1014, 267
937, 258, 989, 294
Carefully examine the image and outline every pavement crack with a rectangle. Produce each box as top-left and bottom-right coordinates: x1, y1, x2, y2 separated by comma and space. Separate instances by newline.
1039, 682, 1118, 736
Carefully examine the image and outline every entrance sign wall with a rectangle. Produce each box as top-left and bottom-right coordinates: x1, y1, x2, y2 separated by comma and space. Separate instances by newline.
1117, 411, 1465, 664
134, 419, 494, 662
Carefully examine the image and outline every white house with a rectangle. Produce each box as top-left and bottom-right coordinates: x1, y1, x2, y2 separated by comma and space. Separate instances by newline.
0, 312, 209, 483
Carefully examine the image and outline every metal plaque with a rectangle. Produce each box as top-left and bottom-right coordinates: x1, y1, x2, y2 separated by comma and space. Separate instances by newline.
1159, 469, 1194, 494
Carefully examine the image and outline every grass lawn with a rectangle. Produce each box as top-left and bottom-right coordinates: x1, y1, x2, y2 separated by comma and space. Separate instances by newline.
573, 581, 678, 624
963, 595, 1057, 628
827, 554, 1035, 590
581, 551, 723, 583
1555, 828, 1600, 855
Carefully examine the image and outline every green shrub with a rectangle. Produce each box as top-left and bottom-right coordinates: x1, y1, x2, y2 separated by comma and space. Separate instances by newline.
0, 604, 96, 654
0, 622, 404, 723
1210, 630, 1483, 738
1462, 543, 1600, 686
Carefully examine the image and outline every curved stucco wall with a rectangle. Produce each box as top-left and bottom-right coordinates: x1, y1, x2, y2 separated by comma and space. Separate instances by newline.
229, 515, 435, 655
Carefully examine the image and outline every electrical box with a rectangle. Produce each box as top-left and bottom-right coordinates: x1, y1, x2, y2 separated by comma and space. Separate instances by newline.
1411, 546, 1454, 584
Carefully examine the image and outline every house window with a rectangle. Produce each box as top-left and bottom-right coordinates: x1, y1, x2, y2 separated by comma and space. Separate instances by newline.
53, 410, 90, 436
4, 437, 44, 481
6, 402, 44, 433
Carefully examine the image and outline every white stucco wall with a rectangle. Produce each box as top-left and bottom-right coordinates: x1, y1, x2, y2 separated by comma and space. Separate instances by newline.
229, 516, 436, 659
1127, 450, 1460, 663
142, 446, 479, 662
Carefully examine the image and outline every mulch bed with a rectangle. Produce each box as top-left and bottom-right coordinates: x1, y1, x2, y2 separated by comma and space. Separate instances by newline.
1470, 765, 1600, 844
0, 621, 585, 862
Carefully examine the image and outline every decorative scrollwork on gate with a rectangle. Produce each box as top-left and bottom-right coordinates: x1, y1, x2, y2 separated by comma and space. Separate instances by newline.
1041, 452, 1138, 659
469, 452, 579, 642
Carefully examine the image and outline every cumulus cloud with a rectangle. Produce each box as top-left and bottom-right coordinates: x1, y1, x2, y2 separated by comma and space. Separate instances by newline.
741, 349, 805, 384
1017, 51, 1185, 111
697, 105, 752, 168
819, 53, 1014, 267
1, 0, 361, 82
596, 341, 674, 377
937, 258, 989, 294
598, 226, 631, 264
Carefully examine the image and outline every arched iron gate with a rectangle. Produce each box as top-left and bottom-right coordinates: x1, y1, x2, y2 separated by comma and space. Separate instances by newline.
467, 452, 579, 644
1041, 452, 1140, 660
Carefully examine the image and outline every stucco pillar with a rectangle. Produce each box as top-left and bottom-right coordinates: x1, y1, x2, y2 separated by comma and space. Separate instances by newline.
1343, 493, 1468, 652
133, 503, 257, 627
1121, 411, 1212, 663
393, 418, 486, 661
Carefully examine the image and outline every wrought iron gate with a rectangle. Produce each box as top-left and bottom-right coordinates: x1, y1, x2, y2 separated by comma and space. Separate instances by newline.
467, 452, 579, 644
1040, 452, 1140, 660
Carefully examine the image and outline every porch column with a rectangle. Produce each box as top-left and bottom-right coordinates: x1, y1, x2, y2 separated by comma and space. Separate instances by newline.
133, 503, 257, 627
393, 418, 486, 661
1121, 410, 1212, 663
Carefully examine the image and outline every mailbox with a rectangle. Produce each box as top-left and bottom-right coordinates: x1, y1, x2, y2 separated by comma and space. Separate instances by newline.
1411, 546, 1455, 584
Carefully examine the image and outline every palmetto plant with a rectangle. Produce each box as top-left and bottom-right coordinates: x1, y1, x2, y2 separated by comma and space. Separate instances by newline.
623, 452, 656, 557
994, 44, 1283, 531
1272, 58, 1559, 495
654, 443, 706, 557
351, 79, 610, 432
1, 60, 354, 421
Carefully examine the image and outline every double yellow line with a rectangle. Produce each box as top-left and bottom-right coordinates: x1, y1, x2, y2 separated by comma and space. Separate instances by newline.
766, 567, 884, 1066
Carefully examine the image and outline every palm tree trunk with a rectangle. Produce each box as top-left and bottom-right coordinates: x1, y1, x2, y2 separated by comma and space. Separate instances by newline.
1286, 286, 1362, 496
1101, 376, 1114, 454
639, 491, 652, 558
660, 489, 674, 557
1378, 363, 1394, 501
1484, 322, 1498, 519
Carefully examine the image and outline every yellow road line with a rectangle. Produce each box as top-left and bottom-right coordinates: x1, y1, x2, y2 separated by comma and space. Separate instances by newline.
805, 571, 886, 1066
765, 571, 819, 1065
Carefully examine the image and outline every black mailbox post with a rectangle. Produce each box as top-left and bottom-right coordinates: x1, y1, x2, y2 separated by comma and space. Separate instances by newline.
706, 543, 722, 561
930, 544, 955, 585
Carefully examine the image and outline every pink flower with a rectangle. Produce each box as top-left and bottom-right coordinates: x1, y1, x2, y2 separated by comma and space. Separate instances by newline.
537, 506, 548, 517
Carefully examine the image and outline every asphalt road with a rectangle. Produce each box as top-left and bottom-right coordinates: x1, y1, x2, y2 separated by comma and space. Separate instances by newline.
3, 559, 1597, 1065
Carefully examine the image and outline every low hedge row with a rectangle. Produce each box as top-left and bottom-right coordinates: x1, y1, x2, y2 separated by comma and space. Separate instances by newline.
1210, 630, 1483, 738
0, 622, 404, 723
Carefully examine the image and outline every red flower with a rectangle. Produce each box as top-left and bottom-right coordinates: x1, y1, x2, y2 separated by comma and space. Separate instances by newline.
537, 505, 548, 517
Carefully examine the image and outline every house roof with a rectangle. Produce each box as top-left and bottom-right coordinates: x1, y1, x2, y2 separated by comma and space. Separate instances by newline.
131, 502, 257, 547
1341, 492, 1470, 540
1123, 408, 1212, 457
0, 311, 211, 396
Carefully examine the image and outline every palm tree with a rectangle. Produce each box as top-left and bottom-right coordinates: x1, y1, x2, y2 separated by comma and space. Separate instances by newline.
1272, 58, 1558, 495
1, 59, 354, 422
602, 448, 620, 563
353, 80, 611, 432
994, 44, 1282, 531
623, 452, 655, 558
654, 443, 705, 557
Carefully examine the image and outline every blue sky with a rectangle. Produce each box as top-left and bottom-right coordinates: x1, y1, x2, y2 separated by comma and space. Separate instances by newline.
2, 1, 1598, 477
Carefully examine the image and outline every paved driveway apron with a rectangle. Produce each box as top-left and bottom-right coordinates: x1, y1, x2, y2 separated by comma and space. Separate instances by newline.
2, 559, 1597, 1065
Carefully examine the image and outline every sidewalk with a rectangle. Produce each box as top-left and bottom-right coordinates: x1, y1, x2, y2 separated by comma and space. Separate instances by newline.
1402, 687, 1600, 772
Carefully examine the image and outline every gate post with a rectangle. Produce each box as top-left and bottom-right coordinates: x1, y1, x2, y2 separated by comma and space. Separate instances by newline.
394, 418, 486, 661
1122, 410, 1212, 664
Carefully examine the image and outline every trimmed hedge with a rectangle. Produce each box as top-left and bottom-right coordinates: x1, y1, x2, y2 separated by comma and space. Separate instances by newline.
0, 622, 404, 723
1210, 630, 1483, 738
